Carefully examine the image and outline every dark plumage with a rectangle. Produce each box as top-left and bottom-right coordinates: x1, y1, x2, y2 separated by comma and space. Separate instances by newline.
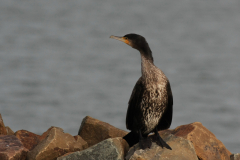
110, 33, 173, 150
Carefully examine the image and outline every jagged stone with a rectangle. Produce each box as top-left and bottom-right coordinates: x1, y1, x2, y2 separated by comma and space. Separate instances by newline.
15, 130, 41, 151
5, 126, 14, 135
74, 135, 88, 149
27, 127, 85, 160
231, 153, 240, 160
39, 126, 55, 141
0, 114, 7, 135
0, 135, 28, 160
57, 137, 129, 160
58, 136, 88, 159
126, 133, 198, 160
168, 122, 231, 160
78, 116, 128, 147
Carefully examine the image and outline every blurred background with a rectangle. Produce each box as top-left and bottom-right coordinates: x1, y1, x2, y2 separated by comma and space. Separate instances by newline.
0, 0, 239, 153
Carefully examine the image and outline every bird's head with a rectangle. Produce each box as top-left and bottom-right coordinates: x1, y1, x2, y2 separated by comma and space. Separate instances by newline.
110, 33, 150, 52
110, 33, 153, 61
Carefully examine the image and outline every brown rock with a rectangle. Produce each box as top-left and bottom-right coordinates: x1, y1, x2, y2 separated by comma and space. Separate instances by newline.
5, 126, 14, 135
0, 135, 28, 160
57, 137, 129, 160
127, 133, 198, 160
78, 116, 128, 147
39, 126, 55, 141
0, 114, 7, 135
27, 127, 85, 160
165, 122, 231, 160
15, 130, 41, 151
73, 135, 88, 149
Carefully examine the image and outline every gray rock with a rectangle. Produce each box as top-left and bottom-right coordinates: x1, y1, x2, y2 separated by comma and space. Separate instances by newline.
231, 153, 240, 160
57, 137, 129, 160
126, 133, 198, 160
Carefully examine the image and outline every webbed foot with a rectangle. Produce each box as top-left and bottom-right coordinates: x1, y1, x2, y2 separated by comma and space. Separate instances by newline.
152, 129, 172, 150
139, 137, 152, 149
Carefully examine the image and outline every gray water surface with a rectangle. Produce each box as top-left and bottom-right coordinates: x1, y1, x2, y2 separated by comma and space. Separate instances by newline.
0, 0, 239, 153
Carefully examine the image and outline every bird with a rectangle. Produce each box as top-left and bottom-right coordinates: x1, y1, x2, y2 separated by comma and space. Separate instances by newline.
110, 33, 173, 150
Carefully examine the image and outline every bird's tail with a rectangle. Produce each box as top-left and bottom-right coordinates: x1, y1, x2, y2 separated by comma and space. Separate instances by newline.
123, 131, 139, 147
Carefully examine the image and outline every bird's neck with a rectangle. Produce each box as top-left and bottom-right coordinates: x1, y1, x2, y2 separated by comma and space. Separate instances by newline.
139, 48, 153, 63
141, 54, 155, 80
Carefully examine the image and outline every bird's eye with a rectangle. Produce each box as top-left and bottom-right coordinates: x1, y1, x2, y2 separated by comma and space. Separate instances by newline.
124, 37, 128, 40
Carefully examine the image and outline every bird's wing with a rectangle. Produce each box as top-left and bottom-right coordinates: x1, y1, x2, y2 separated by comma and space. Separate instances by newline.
126, 78, 144, 131
157, 80, 173, 130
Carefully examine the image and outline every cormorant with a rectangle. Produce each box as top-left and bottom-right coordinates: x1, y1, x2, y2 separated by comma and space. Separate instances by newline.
110, 34, 173, 150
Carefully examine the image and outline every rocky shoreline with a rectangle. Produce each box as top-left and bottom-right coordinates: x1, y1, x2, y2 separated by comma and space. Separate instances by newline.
0, 114, 239, 160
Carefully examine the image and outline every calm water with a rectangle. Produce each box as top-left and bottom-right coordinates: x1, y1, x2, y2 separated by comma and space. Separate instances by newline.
0, 0, 239, 153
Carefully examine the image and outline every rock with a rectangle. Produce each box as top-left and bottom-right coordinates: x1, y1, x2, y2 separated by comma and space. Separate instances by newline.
57, 137, 129, 160
126, 133, 198, 160
231, 153, 240, 160
57, 152, 75, 160
15, 130, 41, 151
39, 126, 55, 141
78, 116, 128, 147
27, 127, 85, 160
167, 122, 231, 160
0, 114, 7, 135
5, 126, 14, 135
74, 135, 88, 149
0, 135, 28, 160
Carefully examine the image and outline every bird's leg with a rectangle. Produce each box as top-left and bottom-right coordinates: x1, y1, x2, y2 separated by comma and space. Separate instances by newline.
138, 130, 152, 149
152, 128, 172, 150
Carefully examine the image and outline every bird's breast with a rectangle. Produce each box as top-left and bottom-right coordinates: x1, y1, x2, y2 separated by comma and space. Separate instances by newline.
139, 84, 168, 134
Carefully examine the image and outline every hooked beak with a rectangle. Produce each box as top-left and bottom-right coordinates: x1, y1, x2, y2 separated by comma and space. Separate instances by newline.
110, 35, 130, 45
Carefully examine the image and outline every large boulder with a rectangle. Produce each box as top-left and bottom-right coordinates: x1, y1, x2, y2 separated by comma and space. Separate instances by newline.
0, 135, 28, 160
73, 135, 88, 150
162, 122, 231, 160
15, 130, 41, 151
57, 137, 129, 160
27, 127, 86, 160
126, 133, 198, 160
78, 116, 128, 147
39, 126, 55, 141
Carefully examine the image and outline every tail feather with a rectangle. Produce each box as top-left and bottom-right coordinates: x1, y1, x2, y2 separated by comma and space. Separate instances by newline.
123, 131, 139, 147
